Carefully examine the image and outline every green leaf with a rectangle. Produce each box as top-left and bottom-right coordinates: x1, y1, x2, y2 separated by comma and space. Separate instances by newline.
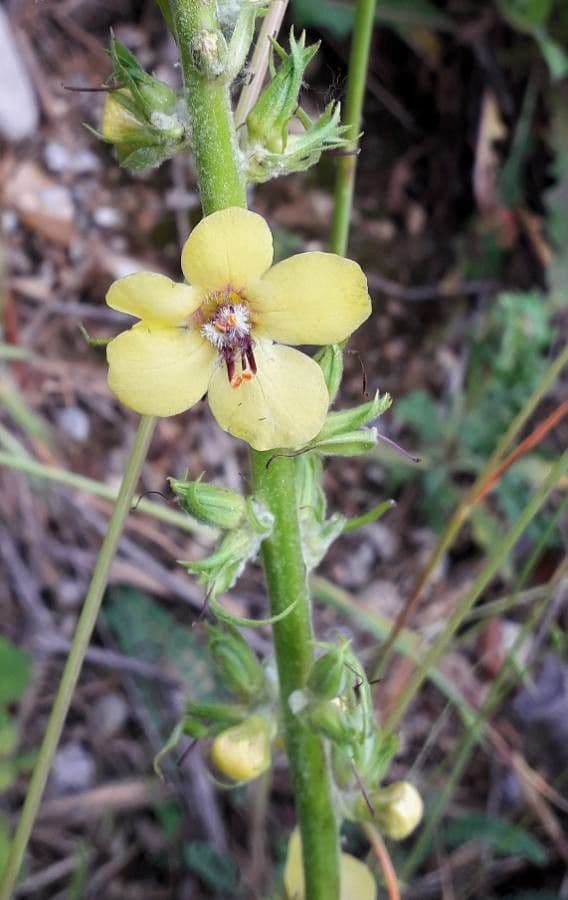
291, 0, 454, 37
183, 842, 241, 896
497, 0, 554, 29
533, 28, 568, 80
0, 637, 31, 706
291, 0, 354, 38
445, 813, 547, 864
103, 588, 219, 703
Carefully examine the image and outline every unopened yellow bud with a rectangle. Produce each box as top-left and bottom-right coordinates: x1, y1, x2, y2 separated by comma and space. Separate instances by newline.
211, 715, 271, 783
102, 92, 143, 144
374, 781, 423, 840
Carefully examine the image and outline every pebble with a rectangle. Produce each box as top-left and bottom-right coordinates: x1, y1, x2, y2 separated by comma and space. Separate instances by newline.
90, 694, 128, 741
93, 206, 123, 229
51, 742, 96, 794
366, 521, 400, 561
0, 9, 38, 142
56, 406, 90, 443
44, 142, 101, 175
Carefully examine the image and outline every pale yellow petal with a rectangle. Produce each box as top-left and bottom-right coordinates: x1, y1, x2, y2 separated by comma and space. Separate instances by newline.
207, 341, 328, 451
181, 207, 273, 291
284, 828, 377, 900
106, 272, 201, 325
247, 252, 371, 345
107, 323, 216, 416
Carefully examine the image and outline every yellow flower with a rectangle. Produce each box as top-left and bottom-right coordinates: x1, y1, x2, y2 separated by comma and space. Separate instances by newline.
106, 207, 371, 451
284, 828, 377, 900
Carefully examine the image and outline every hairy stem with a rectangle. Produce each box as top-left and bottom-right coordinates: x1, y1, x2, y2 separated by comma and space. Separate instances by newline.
171, 0, 246, 214
330, 0, 376, 256
251, 454, 340, 899
0, 415, 156, 899
173, 2, 340, 895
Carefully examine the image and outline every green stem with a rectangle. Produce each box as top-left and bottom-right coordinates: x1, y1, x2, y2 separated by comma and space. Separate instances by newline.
173, 2, 339, 895
384, 449, 568, 734
330, 0, 376, 255
171, 0, 246, 214
251, 453, 340, 900
0, 415, 156, 899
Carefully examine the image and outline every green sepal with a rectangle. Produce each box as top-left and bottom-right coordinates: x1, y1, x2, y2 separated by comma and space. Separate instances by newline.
183, 700, 249, 737
109, 36, 177, 116
180, 500, 273, 598
309, 429, 379, 458
247, 101, 350, 183
317, 391, 392, 442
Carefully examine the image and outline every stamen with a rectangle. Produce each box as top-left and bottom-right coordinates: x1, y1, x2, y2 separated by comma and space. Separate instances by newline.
201, 297, 257, 389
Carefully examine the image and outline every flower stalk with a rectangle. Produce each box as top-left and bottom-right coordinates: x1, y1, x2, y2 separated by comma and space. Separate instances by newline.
330, 0, 377, 256
172, 1, 340, 896
0, 415, 156, 899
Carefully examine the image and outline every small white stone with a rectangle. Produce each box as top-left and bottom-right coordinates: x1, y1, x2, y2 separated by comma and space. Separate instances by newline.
91, 694, 128, 741
0, 9, 38, 142
1, 210, 18, 233
44, 142, 71, 174
56, 407, 90, 443
51, 742, 95, 794
93, 206, 123, 229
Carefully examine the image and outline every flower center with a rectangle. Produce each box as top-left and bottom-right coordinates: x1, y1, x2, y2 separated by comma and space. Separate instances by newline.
201, 296, 257, 389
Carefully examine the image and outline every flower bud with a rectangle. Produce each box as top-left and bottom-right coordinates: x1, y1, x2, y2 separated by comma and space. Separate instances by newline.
96, 38, 187, 172
247, 30, 319, 154
364, 781, 423, 839
284, 828, 377, 900
314, 344, 344, 403
206, 623, 265, 700
304, 698, 356, 746
211, 715, 271, 783
307, 646, 348, 700
101, 92, 145, 146
169, 476, 246, 529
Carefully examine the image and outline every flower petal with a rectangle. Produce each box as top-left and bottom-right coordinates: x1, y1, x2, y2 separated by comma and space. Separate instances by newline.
181, 208, 273, 291
208, 341, 328, 451
247, 252, 371, 345
106, 272, 202, 325
107, 323, 216, 416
